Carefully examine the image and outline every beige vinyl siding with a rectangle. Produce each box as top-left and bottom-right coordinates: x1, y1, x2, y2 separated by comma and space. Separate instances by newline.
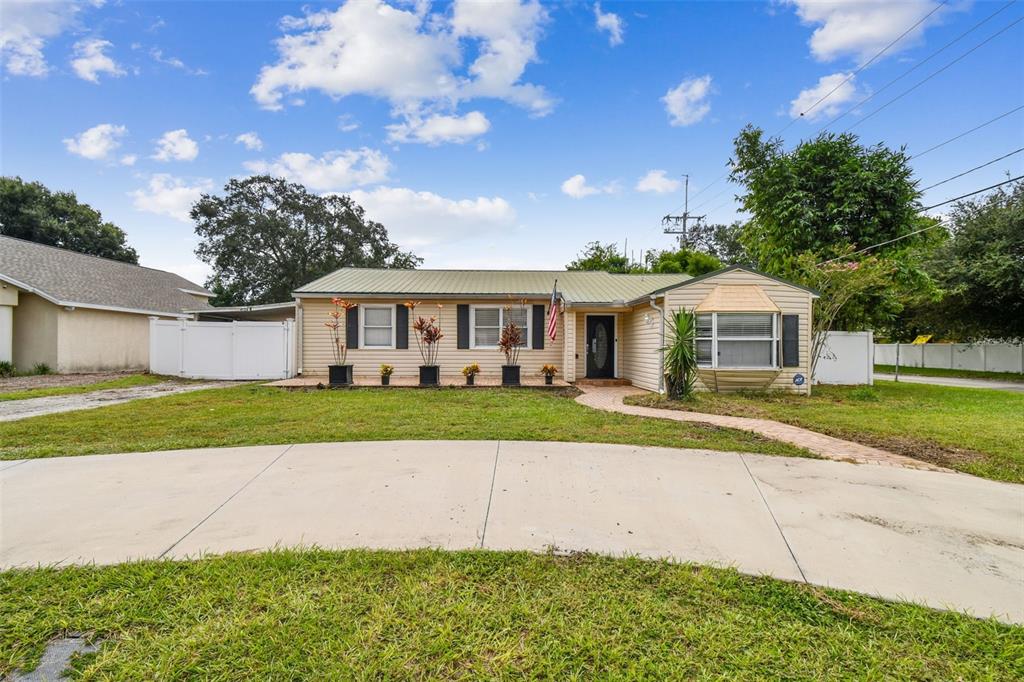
619, 303, 663, 392
662, 270, 813, 394
299, 298, 564, 380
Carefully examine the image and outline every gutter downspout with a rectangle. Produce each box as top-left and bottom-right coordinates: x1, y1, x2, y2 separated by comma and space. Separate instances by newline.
295, 298, 303, 376
649, 295, 666, 394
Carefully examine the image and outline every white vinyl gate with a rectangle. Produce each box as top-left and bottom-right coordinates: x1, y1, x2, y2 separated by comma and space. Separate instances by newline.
813, 331, 874, 385
150, 319, 295, 380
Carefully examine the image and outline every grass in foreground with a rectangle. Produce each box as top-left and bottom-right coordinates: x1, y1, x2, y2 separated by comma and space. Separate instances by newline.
628, 381, 1024, 483
2, 549, 1019, 679
0, 374, 164, 402
0, 385, 809, 460
875, 364, 1024, 383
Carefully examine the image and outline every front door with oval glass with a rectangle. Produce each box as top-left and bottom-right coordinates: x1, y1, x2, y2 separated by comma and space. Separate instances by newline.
585, 315, 615, 378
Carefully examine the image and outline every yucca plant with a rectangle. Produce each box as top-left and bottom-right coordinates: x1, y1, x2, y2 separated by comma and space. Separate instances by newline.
663, 308, 697, 400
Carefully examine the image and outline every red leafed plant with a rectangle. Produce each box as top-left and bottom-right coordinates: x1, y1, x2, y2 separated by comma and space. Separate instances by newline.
324, 297, 357, 365
410, 302, 444, 366
498, 299, 527, 366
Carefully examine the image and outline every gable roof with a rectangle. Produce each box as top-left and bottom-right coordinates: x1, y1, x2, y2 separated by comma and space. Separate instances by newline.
0, 236, 214, 317
294, 268, 691, 305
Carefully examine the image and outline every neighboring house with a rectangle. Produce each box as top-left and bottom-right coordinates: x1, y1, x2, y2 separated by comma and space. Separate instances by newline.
0, 236, 215, 373
293, 265, 819, 393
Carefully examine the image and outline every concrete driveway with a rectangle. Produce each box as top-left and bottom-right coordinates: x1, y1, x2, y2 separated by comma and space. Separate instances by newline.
1, 441, 1021, 624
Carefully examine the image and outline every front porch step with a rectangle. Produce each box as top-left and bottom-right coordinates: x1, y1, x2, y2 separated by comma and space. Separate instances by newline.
575, 378, 632, 387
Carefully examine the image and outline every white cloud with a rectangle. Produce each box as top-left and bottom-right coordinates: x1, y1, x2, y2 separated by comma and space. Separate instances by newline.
70, 38, 124, 83
244, 148, 391, 192
347, 186, 516, 248
251, 0, 552, 142
234, 132, 264, 151
153, 129, 199, 162
561, 174, 618, 199
130, 174, 213, 222
338, 114, 360, 132
662, 75, 712, 127
635, 169, 681, 194
150, 47, 208, 76
63, 123, 127, 160
789, 72, 863, 120
120, 154, 137, 166
386, 110, 490, 145
0, 0, 90, 77
787, 0, 950, 64
594, 3, 624, 46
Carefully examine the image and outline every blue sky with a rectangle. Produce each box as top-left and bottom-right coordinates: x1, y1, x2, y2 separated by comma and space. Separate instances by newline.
2, 0, 1022, 285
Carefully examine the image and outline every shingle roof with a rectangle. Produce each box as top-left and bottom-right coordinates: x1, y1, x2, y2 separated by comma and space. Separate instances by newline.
294, 268, 692, 305
0, 236, 214, 316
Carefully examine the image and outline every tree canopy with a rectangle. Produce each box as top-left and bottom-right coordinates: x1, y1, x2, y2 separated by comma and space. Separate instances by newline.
566, 242, 639, 273
192, 176, 420, 305
0, 176, 139, 263
566, 241, 721, 276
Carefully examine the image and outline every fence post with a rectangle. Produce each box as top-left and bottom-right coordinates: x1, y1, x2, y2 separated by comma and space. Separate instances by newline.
894, 344, 900, 382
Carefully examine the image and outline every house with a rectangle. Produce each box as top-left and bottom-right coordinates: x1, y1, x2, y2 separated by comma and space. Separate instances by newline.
0, 235, 216, 373
293, 264, 819, 393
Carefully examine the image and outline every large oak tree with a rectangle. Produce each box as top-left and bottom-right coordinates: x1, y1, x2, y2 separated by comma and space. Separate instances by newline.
192, 176, 420, 306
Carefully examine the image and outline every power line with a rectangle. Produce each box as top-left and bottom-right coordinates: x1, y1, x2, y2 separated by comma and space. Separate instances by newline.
920, 147, 1024, 191
910, 104, 1024, 159
922, 174, 1022, 210
843, 14, 1024, 133
797, 1, 949, 122
818, 1, 1017, 132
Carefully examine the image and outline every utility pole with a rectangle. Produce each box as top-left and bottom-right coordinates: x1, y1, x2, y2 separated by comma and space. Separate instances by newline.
662, 174, 705, 248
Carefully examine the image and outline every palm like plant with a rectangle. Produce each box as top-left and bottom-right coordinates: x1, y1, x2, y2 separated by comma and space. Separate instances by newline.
663, 308, 697, 400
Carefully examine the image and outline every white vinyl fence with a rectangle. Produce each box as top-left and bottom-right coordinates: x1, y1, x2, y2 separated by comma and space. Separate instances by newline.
813, 331, 874, 385
874, 343, 1024, 374
150, 319, 295, 380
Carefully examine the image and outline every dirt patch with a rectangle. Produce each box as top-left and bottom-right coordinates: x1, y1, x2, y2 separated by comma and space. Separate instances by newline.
0, 372, 141, 394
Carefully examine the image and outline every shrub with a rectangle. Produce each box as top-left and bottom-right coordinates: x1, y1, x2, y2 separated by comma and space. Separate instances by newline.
0, 360, 15, 377
663, 309, 697, 400
540, 364, 558, 377
461, 363, 480, 377
379, 364, 394, 377
32, 362, 52, 375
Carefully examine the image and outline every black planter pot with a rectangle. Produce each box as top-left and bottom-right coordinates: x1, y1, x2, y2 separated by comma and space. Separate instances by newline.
419, 365, 440, 386
381, 375, 390, 386
328, 364, 353, 386
466, 374, 475, 386
544, 374, 553, 385
501, 365, 521, 386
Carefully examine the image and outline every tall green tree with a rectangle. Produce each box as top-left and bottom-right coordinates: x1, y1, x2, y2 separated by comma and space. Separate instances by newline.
647, 247, 721, 275
728, 125, 942, 330
0, 176, 139, 263
192, 176, 420, 305
566, 242, 640, 273
899, 180, 1024, 341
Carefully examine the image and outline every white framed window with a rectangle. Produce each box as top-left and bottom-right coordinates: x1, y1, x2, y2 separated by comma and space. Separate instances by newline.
471, 305, 530, 349
695, 312, 778, 369
360, 305, 394, 348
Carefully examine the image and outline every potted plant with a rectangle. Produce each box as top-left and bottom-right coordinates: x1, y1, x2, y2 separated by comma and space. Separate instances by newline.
324, 298, 357, 386
409, 302, 444, 385
380, 364, 394, 386
462, 362, 480, 386
498, 301, 525, 386
540, 364, 558, 385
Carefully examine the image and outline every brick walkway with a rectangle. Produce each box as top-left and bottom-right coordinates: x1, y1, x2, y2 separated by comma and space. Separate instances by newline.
576, 386, 949, 471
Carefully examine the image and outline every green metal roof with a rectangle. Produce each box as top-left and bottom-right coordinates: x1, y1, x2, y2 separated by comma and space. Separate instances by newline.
294, 268, 691, 305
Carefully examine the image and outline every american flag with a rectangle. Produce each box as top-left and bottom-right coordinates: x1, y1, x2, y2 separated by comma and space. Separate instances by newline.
547, 280, 558, 341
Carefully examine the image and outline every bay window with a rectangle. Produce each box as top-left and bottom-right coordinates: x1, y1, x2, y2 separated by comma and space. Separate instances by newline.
695, 312, 778, 369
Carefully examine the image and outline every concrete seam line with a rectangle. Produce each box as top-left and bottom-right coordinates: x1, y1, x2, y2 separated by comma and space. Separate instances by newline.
158, 444, 294, 559
739, 453, 808, 583
0, 459, 31, 472
479, 440, 501, 549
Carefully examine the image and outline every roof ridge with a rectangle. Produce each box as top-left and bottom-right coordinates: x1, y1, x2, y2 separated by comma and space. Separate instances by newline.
0, 234, 209, 289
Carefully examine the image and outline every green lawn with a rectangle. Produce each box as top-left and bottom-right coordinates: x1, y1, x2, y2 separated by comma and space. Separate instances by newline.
0, 374, 164, 402
0, 385, 809, 460
628, 381, 1024, 483
2, 549, 1019, 679
875, 364, 1024, 383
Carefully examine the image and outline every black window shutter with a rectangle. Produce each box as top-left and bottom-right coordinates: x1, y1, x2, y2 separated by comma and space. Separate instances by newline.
532, 304, 545, 349
346, 306, 359, 349
457, 304, 470, 349
396, 304, 408, 349
782, 314, 799, 367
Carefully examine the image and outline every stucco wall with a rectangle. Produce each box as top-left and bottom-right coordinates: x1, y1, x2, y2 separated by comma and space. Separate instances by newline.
56, 306, 153, 372
299, 298, 565, 380
662, 270, 814, 394
11, 292, 59, 372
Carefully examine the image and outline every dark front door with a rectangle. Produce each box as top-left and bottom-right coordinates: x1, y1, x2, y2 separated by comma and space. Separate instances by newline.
585, 315, 615, 378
